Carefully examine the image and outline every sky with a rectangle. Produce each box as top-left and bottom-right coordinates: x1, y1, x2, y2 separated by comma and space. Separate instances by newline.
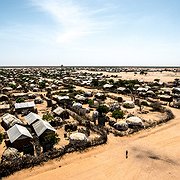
0, 0, 180, 66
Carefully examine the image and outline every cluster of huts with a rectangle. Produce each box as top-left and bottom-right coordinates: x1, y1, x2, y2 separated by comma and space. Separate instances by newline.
1, 112, 56, 154
0, 67, 179, 161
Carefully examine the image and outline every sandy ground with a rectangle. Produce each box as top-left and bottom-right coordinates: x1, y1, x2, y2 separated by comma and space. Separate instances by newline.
78, 70, 180, 83
4, 107, 180, 180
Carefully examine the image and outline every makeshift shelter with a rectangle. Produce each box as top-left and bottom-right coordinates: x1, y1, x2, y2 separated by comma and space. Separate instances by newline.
103, 84, 113, 89
0, 104, 10, 113
0, 94, 9, 102
32, 120, 56, 137
126, 116, 144, 128
53, 106, 69, 120
117, 87, 126, 94
114, 121, 128, 131
72, 102, 82, 109
69, 132, 87, 146
75, 94, 87, 103
25, 112, 42, 125
1, 113, 23, 130
55, 95, 72, 108
15, 101, 35, 113
172, 87, 180, 94
7, 124, 33, 153
84, 91, 93, 97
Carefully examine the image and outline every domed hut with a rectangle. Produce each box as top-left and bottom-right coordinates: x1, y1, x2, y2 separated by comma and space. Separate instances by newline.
69, 132, 88, 146
126, 116, 144, 128
114, 121, 128, 131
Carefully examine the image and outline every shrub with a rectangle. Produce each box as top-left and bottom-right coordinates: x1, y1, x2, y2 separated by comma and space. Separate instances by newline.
112, 110, 124, 120
40, 133, 60, 148
42, 112, 54, 122
88, 99, 94, 106
97, 105, 109, 114
16, 97, 25, 103
9, 83, 16, 89
39, 81, 46, 89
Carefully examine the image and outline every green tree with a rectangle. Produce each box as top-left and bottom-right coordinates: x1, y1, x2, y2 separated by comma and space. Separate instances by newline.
41, 133, 60, 146
16, 97, 25, 103
97, 105, 109, 114
112, 110, 124, 120
39, 81, 46, 89
42, 112, 54, 122
88, 99, 94, 106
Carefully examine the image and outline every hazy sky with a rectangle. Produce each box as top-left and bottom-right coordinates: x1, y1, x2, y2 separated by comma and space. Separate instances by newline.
0, 0, 180, 66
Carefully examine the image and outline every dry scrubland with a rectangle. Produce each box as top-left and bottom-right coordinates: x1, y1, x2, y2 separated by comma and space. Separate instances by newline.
3, 69, 180, 180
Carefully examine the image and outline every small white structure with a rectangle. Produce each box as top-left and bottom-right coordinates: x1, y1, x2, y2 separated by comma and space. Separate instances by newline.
103, 84, 113, 89
75, 94, 86, 101
69, 132, 87, 146
72, 102, 82, 109
1, 113, 23, 129
126, 116, 143, 127
15, 101, 35, 110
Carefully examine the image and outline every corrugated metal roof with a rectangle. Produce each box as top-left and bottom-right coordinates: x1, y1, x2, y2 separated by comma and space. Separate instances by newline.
15, 101, 35, 109
7, 124, 33, 143
32, 120, 56, 137
25, 112, 42, 125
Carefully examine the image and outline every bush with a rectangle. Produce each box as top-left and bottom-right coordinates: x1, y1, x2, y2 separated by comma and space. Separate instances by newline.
16, 97, 25, 103
39, 81, 46, 89
42, 112, 54, 122
97, 105, 109, 114
41, 133, 60, 146
88, 99, 94, 106
112, 110, 124, 120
